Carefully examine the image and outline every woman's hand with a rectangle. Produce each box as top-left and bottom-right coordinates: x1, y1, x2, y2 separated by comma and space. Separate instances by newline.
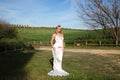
62, 47, 64, 52
53, 47, 56, 51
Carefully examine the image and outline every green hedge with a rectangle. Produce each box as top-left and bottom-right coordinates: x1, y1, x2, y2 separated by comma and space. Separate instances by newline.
0, 38, 34, 53
0, 20, 34, 53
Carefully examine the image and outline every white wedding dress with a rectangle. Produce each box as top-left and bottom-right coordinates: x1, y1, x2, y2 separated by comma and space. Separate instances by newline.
48, 35, 69, 76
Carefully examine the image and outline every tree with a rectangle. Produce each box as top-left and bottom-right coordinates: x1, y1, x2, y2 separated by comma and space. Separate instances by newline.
76, 0, 120, 46
0, 19, 18, 39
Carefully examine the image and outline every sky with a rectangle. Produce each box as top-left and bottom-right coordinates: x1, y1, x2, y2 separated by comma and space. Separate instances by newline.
0, 0, 88, 29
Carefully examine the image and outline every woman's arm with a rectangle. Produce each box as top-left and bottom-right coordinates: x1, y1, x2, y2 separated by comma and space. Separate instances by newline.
50, 33, 55, 48
62, 34, 65, 52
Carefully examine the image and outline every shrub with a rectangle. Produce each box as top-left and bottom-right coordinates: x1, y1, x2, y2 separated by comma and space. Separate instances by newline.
0, 20, 18, 39
0, 19, 34, 53
0, 38, 34, 53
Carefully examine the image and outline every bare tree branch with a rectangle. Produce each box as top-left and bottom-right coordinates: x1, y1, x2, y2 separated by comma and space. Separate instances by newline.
76, 0, 120, 45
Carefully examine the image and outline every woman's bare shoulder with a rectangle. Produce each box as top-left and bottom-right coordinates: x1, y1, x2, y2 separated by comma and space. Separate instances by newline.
52, 33, 56, 37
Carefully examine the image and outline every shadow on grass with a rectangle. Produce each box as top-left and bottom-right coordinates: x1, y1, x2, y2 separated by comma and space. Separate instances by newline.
0, 50, 35, 80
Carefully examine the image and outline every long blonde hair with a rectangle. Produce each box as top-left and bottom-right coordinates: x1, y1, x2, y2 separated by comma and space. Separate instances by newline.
55, 25, 62, 34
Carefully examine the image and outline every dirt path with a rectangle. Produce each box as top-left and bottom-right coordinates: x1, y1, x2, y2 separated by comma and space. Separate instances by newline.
35, 47, 120, 55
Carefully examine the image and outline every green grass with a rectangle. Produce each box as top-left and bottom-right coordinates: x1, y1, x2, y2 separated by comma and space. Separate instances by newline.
18, 27, 120, 47
18, 28, 100, 42
0, 50, 120, 80
18, 27, 105, 46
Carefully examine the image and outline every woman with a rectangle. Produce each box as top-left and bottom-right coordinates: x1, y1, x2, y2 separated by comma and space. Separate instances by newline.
48, 25, 69, 76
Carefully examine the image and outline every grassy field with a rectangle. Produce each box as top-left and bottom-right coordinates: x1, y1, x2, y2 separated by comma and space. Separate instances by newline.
0, 50, 120, 80
18, 27, 101, 42
18, 27, 120, 47
18, 27, 105, 46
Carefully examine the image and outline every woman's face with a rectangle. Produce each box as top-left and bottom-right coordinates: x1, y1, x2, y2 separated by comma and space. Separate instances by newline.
56, 27, 62, 33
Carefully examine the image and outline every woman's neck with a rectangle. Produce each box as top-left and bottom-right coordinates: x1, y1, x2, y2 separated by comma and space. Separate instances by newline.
56, 32, 61, 35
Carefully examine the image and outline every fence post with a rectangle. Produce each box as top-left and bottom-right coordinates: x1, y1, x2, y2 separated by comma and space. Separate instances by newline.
33, 41, 36, 44
116, 40, 118, 47
74, 40, 76, 46
40, 41, 42, 45
86, 41, 88, 45
99, 41, 101, 46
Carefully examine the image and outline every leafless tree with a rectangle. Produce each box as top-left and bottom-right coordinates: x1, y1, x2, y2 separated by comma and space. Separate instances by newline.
76, 0, 120, 46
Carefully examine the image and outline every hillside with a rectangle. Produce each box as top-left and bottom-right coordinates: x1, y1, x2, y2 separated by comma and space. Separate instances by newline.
18, 27, 101, 42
